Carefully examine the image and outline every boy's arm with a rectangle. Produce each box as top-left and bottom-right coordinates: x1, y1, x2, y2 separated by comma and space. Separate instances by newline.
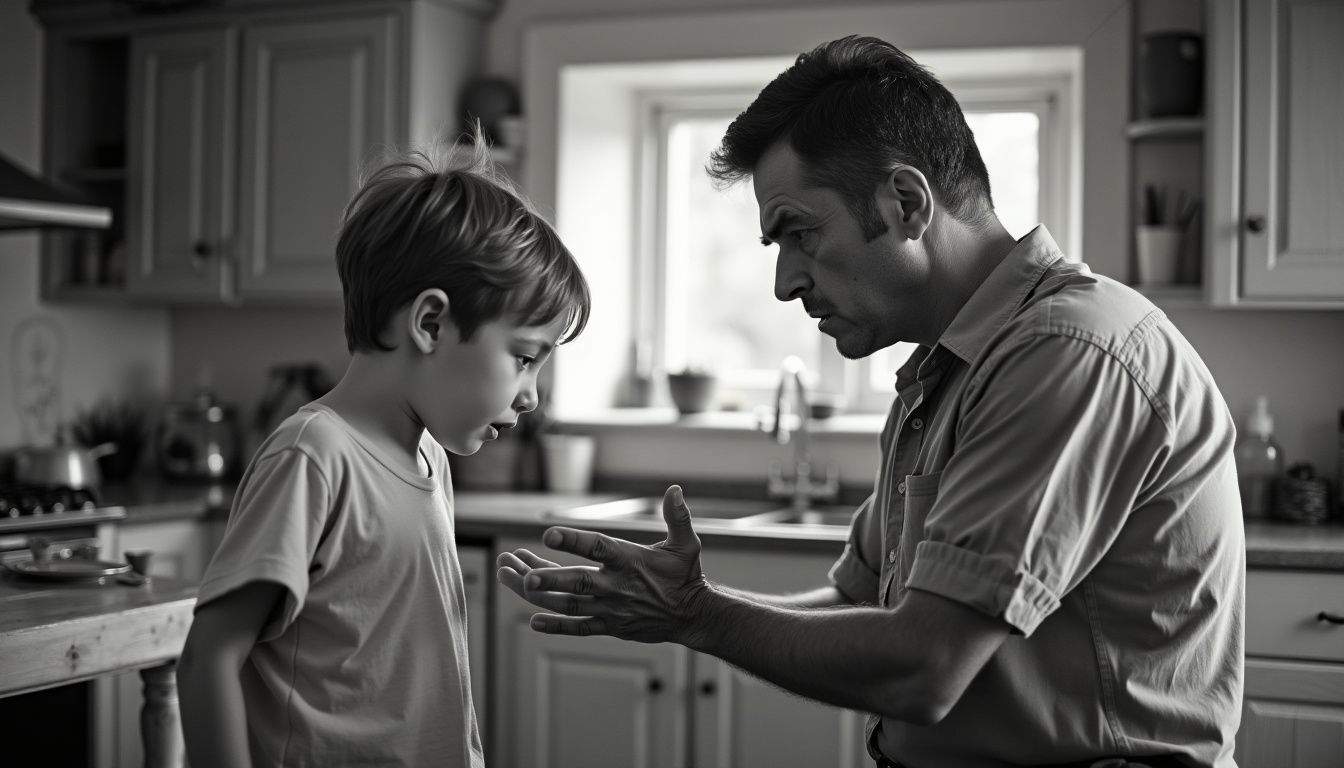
177, 581, 286, 768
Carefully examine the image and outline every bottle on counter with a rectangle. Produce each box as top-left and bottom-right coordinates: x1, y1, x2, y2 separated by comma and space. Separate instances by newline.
1235, 395, 1284, 520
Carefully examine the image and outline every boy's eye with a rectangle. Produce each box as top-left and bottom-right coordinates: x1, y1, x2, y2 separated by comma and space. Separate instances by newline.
516, 355, 536, 370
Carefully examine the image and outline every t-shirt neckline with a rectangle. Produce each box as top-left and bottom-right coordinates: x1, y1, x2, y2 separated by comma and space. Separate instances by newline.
300, 402, 439, 492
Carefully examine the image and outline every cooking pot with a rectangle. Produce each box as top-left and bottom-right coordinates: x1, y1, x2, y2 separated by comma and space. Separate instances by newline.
14, 442, 117, 490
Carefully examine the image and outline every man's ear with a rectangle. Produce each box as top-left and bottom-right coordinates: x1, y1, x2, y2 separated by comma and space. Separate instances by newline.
407, 288, 450, 354
882, 164, 934, 241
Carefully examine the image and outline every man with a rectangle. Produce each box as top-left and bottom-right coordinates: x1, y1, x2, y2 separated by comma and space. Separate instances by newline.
498, 36, 1244, 767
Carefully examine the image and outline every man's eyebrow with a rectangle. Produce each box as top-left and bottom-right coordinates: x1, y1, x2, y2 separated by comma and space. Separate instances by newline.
760, 211, 801, 246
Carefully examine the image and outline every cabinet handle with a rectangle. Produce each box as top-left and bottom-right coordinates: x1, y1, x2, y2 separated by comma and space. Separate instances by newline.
698, 680, 717, 696
647, 677, 664, 694
1319, 611, 1344, 625
1244, 215, 1266, 234
193, 240, 213, 257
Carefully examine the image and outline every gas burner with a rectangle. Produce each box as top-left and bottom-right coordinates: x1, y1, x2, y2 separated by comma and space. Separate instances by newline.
0, 483, 100, 517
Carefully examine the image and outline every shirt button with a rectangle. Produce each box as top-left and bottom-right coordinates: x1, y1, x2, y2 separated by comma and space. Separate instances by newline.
910, 417, 923, 430
887, 550, 898, 564
897, 481, 907, 495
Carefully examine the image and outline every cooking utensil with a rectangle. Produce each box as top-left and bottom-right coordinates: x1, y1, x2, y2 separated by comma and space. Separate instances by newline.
13, 441, 116, 490
6, 558, 131, 581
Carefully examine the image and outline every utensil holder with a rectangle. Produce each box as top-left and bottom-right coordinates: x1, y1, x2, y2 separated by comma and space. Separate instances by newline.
1136, 226, 1183, 286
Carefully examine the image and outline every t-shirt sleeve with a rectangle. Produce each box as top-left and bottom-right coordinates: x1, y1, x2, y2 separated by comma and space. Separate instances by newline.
197, 447, 332, 641
828, 493, 880, 604
906, 331, 1170, 636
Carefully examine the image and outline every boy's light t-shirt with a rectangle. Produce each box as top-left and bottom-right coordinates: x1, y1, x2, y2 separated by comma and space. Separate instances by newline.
198, 403, 484, 767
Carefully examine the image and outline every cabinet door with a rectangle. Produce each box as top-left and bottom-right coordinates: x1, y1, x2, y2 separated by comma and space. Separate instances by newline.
512, 623, 689, 768
1237, 658, 1344, 767
127, 28, 236, 300
1239, 0, 1344, 299
237, 15, 397, 299
694, 546, 870, 768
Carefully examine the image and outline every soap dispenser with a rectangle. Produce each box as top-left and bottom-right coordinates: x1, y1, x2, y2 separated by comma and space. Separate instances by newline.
1235, 395, 1284, 519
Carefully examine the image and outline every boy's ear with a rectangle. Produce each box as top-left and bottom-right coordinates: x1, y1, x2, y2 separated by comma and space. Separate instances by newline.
408, 288, 450, 354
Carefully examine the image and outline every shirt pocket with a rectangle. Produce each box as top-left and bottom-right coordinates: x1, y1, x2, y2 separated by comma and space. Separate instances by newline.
884, 470, 944, 607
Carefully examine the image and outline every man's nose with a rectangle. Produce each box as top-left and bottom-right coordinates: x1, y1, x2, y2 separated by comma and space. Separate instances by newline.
774, 249, 812, 303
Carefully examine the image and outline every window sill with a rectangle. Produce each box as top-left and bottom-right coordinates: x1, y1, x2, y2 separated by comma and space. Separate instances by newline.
553, 408, 886, 438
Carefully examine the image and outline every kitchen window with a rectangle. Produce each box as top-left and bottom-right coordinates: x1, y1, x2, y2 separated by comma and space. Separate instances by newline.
638, 71, 1075, 412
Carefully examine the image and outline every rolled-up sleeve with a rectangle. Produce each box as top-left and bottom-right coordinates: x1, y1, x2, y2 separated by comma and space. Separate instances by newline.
828, 493, 880, 604
907, 330, 1170, 636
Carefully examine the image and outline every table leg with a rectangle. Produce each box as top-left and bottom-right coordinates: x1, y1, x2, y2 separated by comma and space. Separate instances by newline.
139, 661, 185, 768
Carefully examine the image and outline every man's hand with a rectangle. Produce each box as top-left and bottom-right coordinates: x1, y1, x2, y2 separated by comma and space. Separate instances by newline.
495, 485, 710, 644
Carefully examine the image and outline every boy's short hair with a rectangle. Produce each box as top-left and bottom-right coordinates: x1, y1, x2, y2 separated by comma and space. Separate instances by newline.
337, 135, 590, 353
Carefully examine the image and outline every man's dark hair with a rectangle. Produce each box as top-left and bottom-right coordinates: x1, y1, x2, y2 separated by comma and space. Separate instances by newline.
337, 137, 590, 353
709, 35, 994, 239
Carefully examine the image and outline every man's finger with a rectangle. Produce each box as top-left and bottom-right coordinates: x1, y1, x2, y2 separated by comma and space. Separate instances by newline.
524, 565, 603, 595
530, 613, 608, 637
512, 548, 560, 569
660, 485, 697, 548
497, 565, 526, 597
542, 527, 631, 566
519, 589, 600, 616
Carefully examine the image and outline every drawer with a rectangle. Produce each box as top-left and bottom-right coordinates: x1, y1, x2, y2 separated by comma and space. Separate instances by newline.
1246, 569, 1344, 662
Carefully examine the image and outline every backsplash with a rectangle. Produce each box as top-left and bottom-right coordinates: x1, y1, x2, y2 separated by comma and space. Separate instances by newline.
168, 303, 1344, 482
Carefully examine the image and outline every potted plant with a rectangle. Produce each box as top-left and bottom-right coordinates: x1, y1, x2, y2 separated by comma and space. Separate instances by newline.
68, 398, 147, 482
666, 366, 717, 416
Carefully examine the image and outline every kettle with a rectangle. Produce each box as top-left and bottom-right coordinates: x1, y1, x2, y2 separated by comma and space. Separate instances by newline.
157, 390, 239, 481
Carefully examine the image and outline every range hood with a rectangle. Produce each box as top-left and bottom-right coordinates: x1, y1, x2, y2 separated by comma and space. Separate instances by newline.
0, 151, 112, 230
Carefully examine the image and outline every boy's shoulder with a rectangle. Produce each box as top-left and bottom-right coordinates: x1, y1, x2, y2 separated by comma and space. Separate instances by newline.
250, 403, 356, 474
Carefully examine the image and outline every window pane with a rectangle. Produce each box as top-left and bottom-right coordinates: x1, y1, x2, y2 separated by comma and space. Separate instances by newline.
663, 116, 820, 383
965, 111, 1039, 239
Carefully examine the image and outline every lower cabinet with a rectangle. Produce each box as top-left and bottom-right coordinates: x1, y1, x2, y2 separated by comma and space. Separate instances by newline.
493, 535, 868, 768
1237, 569, 1344, 767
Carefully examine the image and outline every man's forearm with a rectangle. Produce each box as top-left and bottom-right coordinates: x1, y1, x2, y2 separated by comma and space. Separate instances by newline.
683, 583, 931, 722
711, 583, 851, 610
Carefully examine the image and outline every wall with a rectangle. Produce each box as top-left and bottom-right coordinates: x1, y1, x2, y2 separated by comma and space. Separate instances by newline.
164, 0, 1344, 478
0, 3, 169, 450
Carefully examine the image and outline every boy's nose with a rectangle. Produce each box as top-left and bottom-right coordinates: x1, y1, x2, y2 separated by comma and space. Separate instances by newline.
515, 384, 539, 413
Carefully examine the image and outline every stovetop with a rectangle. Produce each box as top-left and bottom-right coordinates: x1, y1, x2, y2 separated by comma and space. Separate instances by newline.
0, 483, 126, 533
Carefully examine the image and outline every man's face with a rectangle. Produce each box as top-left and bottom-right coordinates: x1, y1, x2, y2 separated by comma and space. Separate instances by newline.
412, 314, 567, 455
752, 142, 932, 359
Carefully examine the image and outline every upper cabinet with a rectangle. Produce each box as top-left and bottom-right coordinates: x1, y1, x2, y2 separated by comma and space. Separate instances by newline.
1207, 0, 1344, 306
33, 0, 493, 305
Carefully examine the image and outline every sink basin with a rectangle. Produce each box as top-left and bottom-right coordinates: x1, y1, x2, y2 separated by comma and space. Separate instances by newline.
555, 496, 780, 523
739, 507, 855, 528
552, 497, 856, 529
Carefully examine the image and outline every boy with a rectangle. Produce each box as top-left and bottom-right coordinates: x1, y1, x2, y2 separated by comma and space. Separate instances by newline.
177, 139, 590, 767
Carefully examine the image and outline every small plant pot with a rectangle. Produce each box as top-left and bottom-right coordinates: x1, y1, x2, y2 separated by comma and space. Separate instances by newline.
666, 372, 717, 416
1135, 225, 1182, 286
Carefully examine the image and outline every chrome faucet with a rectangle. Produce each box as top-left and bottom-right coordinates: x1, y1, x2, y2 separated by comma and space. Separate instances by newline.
766, 356, 839, 511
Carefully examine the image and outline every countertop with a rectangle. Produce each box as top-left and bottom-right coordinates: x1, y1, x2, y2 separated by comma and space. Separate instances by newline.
103, 479, 1344, 568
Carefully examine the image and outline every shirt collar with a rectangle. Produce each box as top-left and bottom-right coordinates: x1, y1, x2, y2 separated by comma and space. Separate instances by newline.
936, 225, 1065, 365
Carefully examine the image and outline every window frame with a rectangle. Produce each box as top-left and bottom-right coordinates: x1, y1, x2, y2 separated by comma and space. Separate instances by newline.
633, 72, 1076, 414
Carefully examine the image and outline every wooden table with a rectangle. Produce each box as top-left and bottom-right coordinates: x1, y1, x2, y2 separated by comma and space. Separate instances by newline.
0, 573, 197, 767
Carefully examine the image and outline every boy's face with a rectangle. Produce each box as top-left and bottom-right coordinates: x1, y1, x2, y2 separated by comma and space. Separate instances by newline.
412, 313, 566, 455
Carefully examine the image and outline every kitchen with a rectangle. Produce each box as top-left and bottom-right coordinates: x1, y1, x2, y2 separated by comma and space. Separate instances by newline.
2, 0, 1343, 766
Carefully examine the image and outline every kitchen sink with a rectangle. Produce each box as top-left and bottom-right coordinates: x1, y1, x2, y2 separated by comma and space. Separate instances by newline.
739, 507, 855, 528
550, 497, 856, 529
555, 496, 781, 523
